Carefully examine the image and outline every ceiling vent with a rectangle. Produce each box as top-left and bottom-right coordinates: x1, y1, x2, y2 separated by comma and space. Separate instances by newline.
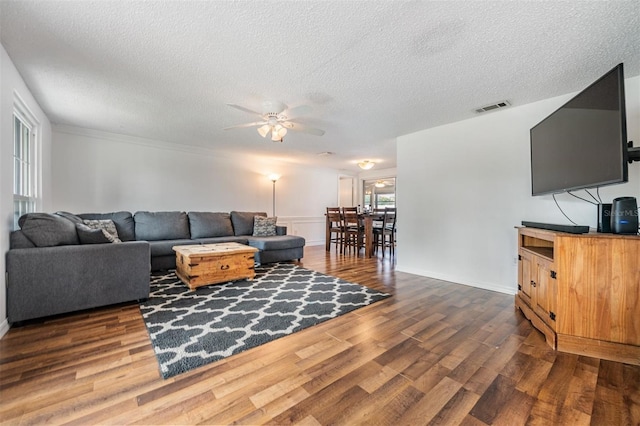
475, 100, 511, 114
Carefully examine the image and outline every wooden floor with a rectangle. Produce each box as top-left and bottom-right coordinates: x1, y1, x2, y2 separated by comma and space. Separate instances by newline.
1, 246, 639, 425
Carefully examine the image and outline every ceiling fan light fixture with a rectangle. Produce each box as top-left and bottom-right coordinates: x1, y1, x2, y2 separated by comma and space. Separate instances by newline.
257, 124, 271, 138
226, 101, 325, 141
358, 160, 375, 170
375, 180, 385, 188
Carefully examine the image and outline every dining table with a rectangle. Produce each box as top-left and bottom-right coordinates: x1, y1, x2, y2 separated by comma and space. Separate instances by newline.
361, 212, 385, 257
325, 211, 385, 257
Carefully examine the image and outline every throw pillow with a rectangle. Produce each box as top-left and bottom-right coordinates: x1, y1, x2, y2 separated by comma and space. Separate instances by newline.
78, 211, 136, 241
231, 211, 267, 236
76, 223, 111, 244
19, 213, 80, 247
82, 219, 122, 243
253, 216, 277, 237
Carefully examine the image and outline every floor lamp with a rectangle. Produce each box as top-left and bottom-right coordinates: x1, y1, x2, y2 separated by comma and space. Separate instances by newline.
268, 174, 280, 216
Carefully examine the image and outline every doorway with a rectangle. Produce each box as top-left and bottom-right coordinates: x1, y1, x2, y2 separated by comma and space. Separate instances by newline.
339, 177, 355, 207
363, 177, 396, 210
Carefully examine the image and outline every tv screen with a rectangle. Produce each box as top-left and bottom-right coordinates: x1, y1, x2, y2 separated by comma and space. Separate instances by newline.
530, 63, 628, 196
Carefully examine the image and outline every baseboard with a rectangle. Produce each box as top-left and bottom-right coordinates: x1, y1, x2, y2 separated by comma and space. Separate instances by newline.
395, 264, 516, 295
305, 241, 324, 247
0, 318, 10, 339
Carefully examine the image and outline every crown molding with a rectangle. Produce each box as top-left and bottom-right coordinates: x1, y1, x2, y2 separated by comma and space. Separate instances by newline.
52, 124, 242, 159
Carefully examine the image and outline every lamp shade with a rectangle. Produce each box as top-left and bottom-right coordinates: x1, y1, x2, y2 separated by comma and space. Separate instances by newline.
276, 126, 287, 138
257, 124, 271, 138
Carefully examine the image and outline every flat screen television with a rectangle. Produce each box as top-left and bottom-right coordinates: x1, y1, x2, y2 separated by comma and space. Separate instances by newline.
530, 63, 628, 196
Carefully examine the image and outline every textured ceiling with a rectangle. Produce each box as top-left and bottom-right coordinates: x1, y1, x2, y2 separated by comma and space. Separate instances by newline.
1, 1, 639, 171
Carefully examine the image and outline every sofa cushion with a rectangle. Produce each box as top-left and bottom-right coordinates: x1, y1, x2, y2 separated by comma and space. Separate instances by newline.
247, 235, 306, 251
188, 212, 234, 238
193, 236, 249, 245
79, 211, 136, 242
148, 239, 195, 257
18, 213, 79, 247
76, 223, 112, 244
81, 220, 122, 243
253, 216, 277, 237
56, 211, 83, 224
134, 211, 190, 241
230, 211, 267, 236
10, 230, 36, 249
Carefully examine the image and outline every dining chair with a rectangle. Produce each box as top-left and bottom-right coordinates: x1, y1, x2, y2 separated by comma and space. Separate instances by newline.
342, 208, 364, 255
373, 208, 396, 257
372, 208, 385, 230
326, 207, 344, 252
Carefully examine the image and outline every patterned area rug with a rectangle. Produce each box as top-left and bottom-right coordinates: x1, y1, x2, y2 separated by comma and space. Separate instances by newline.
140, 263, 390, 379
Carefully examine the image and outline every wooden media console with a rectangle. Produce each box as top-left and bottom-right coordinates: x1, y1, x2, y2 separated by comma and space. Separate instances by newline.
515, 226, 640, 365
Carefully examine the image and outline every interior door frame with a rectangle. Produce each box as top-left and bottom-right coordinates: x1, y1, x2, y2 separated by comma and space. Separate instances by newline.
338, 176, 355, 207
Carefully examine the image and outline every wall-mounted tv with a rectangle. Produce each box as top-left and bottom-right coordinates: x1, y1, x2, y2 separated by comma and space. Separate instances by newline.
530, 63, 628, 196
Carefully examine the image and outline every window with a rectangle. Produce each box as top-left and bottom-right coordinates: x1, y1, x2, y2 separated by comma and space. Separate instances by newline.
363, 177, 396, 210
13, 110, 38, 229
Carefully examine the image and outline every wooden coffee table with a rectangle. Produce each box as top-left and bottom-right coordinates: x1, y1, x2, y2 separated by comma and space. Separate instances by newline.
173, 242, 259, 290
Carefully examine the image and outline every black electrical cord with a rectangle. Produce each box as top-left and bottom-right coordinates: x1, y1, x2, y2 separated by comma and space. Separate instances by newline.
567, 191, 598, 205
596, 187, 603, 204
553, 194, 578, 225
584, 189, 600, 204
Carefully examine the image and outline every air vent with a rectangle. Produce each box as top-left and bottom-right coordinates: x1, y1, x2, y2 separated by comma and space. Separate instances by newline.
475, 100, 511, 114
316, 151, 335, 156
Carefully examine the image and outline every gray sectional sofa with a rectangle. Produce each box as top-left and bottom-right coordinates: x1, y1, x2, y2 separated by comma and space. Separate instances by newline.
6, 210, 305, 323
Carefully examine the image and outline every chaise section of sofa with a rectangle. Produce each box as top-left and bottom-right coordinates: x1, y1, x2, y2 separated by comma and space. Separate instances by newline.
230, 211, 305, 264
7, 212, 150, 323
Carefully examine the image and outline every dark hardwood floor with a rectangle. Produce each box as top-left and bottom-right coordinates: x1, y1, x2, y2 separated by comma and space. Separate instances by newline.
1, 245, 638, 425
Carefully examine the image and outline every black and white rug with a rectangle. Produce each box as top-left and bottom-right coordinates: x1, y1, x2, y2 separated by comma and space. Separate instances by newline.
140, 263, 390, 379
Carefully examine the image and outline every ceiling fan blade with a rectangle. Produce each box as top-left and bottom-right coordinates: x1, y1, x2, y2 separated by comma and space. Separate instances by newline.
281, 121, 325, 136
223, 121, 266, 130
227, 104, 262, 116
285, 105, 312, 119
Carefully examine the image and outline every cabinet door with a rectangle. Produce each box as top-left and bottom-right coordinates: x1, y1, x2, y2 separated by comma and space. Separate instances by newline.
533, 257, 557, 328
518, 251, 533, 305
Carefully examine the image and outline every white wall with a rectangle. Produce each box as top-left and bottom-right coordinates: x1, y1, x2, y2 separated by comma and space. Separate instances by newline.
397, 76, 640, 295
52, 126, 339, 245
0, 44, 52, 336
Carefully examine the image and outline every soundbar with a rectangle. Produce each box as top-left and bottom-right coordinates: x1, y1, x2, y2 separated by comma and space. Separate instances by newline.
521, 221, 590, 234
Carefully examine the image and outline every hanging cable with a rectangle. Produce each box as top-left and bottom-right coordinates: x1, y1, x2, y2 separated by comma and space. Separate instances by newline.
553, 194, 578, 225
583, 189, 600, 204
567, 191, 598, 205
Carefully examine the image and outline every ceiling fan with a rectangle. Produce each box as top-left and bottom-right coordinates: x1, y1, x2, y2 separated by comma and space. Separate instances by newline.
224, 101, 325, 142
